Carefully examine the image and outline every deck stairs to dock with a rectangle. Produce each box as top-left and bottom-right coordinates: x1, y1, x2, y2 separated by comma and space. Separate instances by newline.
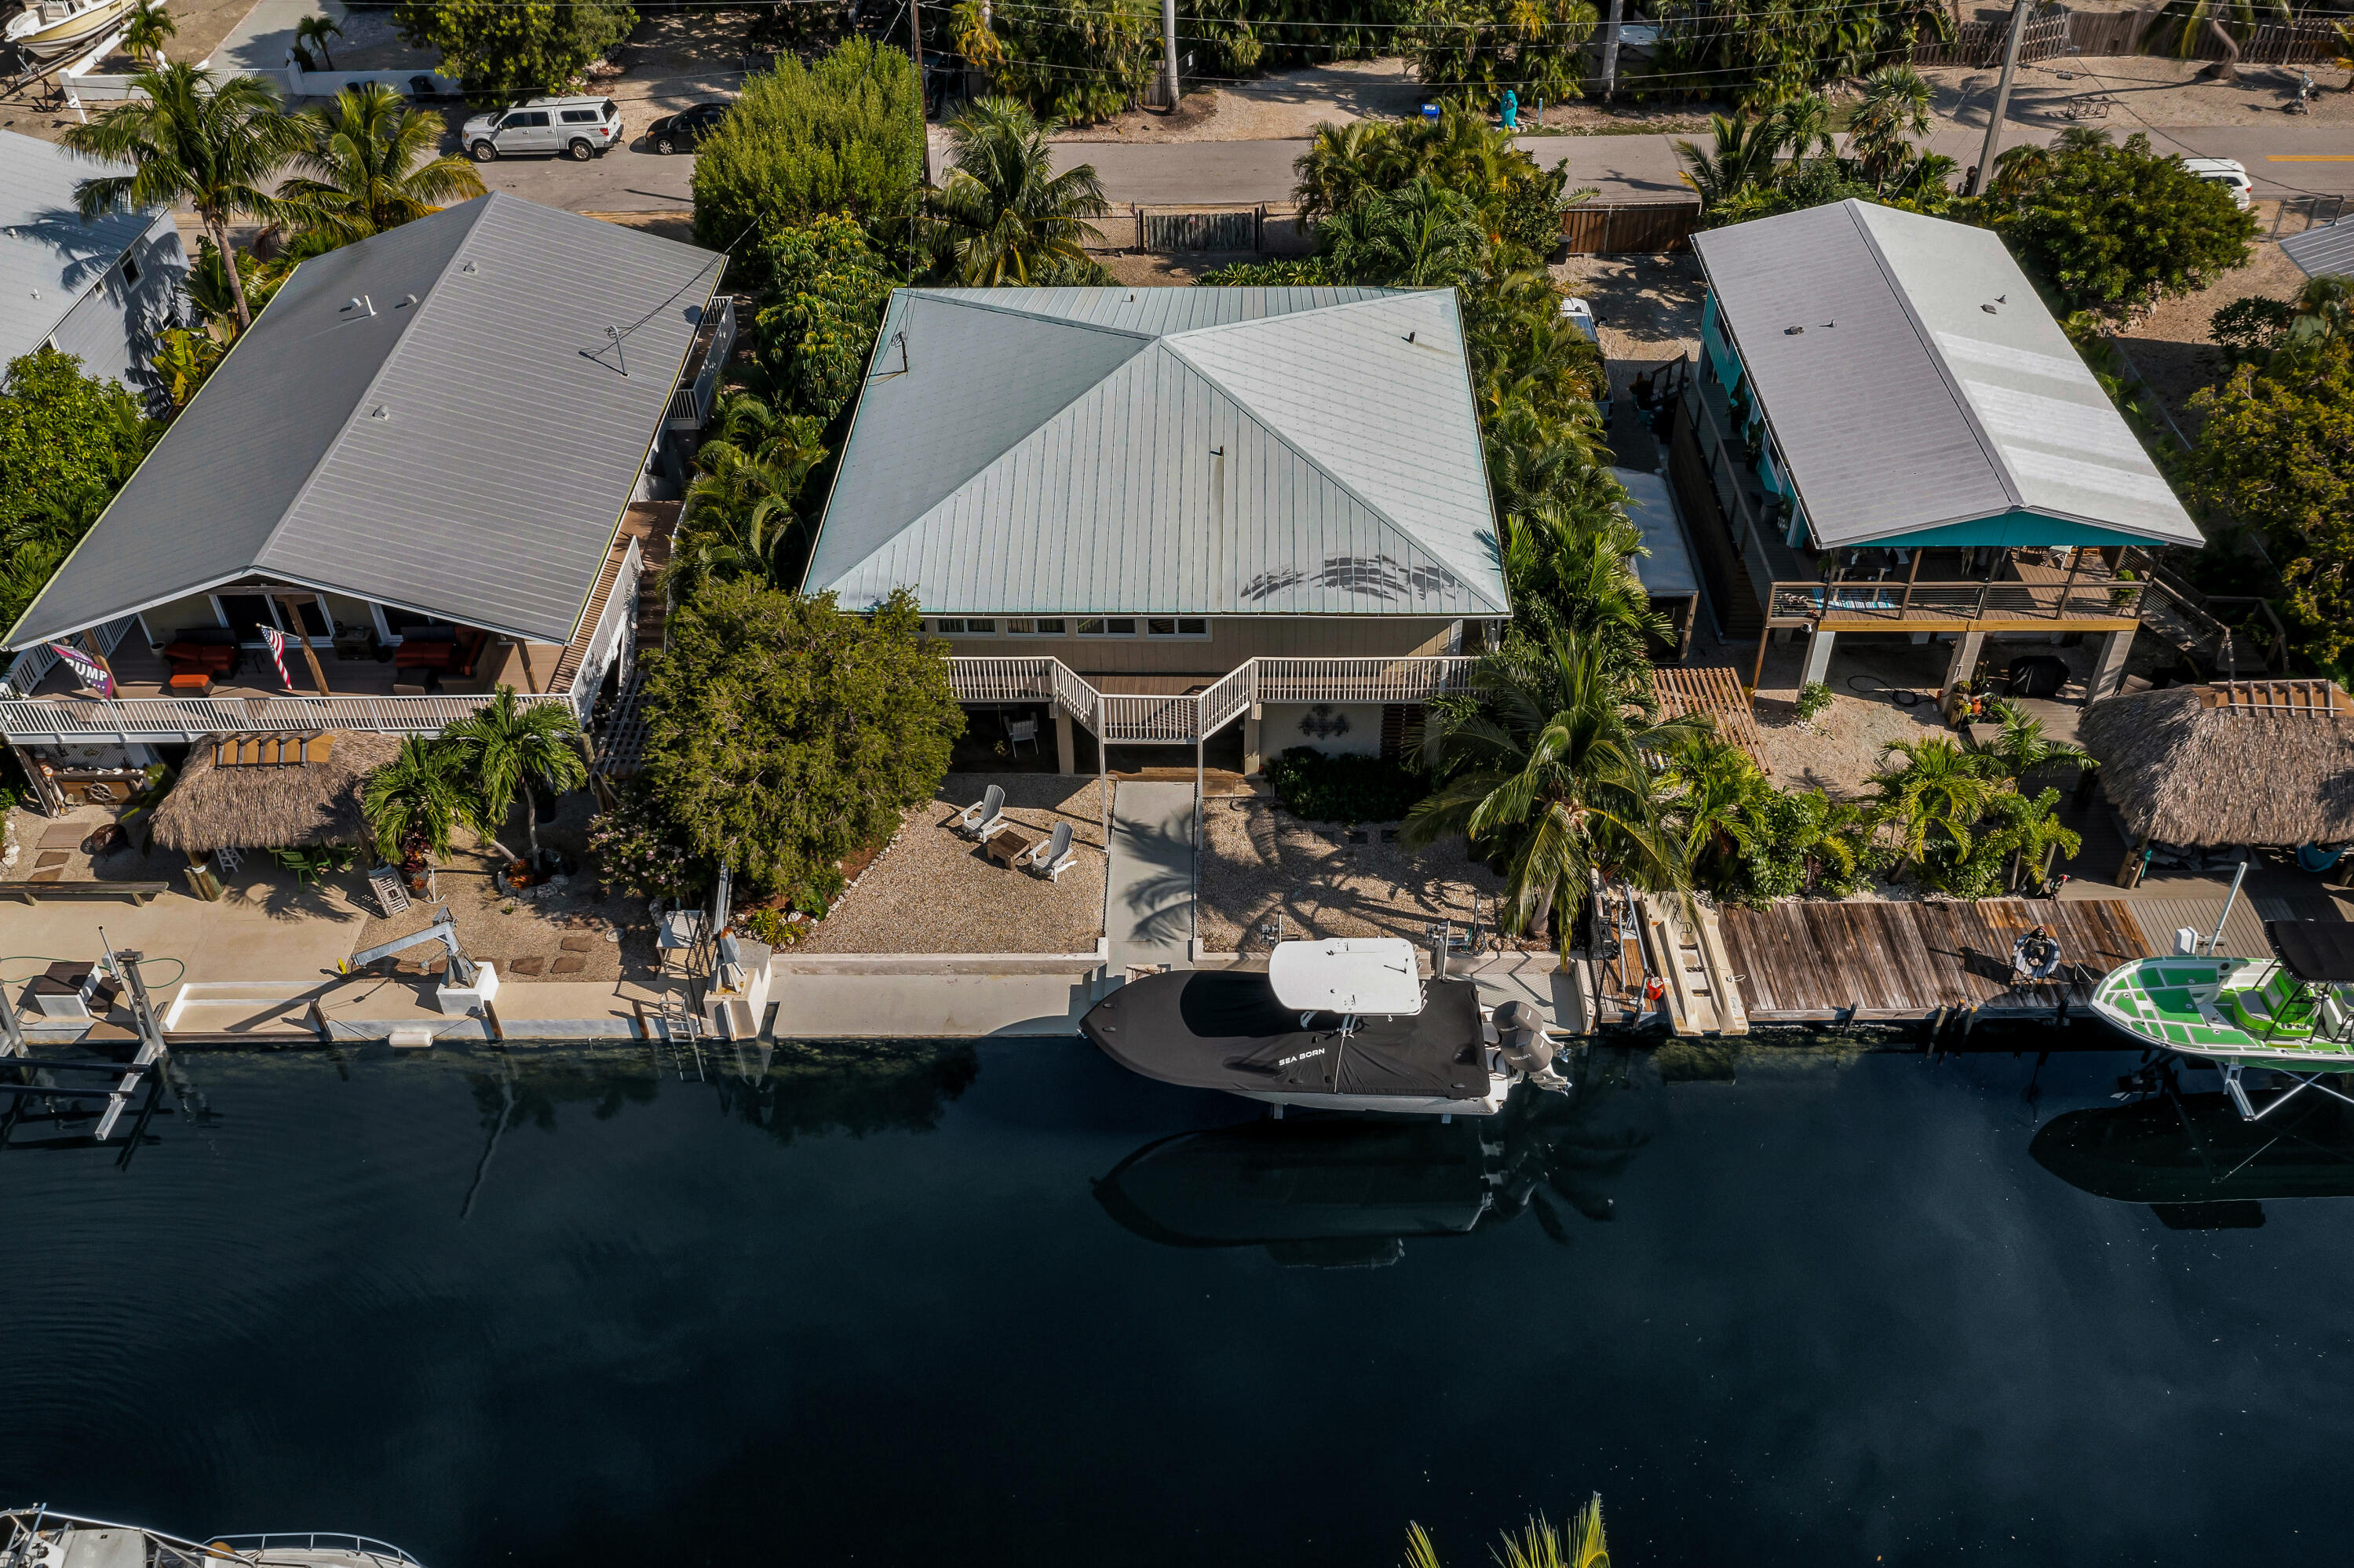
1640, 894, 1749, 1036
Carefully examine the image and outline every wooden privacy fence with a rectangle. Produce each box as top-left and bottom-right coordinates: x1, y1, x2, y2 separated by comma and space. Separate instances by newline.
1911, 5, 2068, 68
1560, 201, 1701, 254
1912, 5, 2341, 66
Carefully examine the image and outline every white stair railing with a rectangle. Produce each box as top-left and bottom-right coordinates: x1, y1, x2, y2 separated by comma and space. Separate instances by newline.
947, 654, 1476, 744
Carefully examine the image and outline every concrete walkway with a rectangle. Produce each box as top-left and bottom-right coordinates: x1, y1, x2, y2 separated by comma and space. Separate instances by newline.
1107, 781, 1195, 967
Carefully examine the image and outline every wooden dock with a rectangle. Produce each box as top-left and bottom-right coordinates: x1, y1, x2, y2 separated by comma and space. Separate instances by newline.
1715, 897, 2159, 1023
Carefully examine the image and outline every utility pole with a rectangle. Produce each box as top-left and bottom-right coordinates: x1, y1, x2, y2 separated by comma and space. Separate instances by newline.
1970, 0, 2035, 196
1161, 0, 1180, 111
910, 0, 931, 186
1600, 0, 1625, 101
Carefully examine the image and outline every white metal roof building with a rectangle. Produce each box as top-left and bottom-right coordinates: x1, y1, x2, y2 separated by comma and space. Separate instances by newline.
1690, 199, 2203, 553
805, 286, 1509, 620
0, 128, 188, 394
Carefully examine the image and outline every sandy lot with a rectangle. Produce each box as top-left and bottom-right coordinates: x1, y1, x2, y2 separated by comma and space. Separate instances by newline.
794, 774, 1108, 955
1197, 794, 1521, 954
2113, 224, 2316, 436
1924, 53, 2354, 135
1553, 251, 1705, 366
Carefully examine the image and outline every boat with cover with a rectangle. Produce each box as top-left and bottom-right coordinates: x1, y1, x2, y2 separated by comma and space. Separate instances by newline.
2, 1508, 425, 1568
1078, 937, 1562, 1117
5, 0, 139, 63
2088, 920, 2354, 1118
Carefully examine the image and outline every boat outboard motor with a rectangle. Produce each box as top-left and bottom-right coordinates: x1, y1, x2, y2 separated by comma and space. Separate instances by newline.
1492, 1001, 1571, 1092
2012, 924, 2063, 983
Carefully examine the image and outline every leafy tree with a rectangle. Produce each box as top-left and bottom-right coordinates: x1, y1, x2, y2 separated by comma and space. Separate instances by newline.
0, 350, 161, 638
1405, 632, 1703, 954
750, 216, 894, 422
61, 64, 305, 331
2210, 275, 2352, 368
1648, 0, 1951, 108
294, 12, 343, 70
282, 83, 485, 244
122, 0, 175, 64
746, 0, 853, 53
2186, 334, 2354, 669
149, 327, 225, 414
2210, 292, 2296, 363
927, 97, 1111, 286
393, 0, 634, 106
1983, 131, 2257, 322
440, 686, 589, 867
949, 0, 1156, 123
637, 584, 965, 903
690, 38, 924, 264
1400, 0, 1597, 109
361, 736, 469, 869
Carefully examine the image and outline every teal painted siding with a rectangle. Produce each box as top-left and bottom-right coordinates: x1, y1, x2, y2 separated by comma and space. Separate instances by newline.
1856, 511, 2172, 549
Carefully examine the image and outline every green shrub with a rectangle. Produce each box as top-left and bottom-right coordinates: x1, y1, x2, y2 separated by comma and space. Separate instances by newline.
1794, 681, 1833, 724
750, 217, 894, 421
691, 38, 924, 259
1264, 746, 1422, 823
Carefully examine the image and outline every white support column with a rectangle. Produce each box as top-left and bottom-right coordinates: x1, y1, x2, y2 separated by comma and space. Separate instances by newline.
1054, 709, 1075, 775
1799, 627, 1837, 688
1243, 705, 1263, 777
2087, 627, 2135, 703
1942, 629, 1985, 702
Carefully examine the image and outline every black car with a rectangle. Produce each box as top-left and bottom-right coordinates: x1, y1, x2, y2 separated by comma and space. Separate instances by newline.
646, 101, 729, 154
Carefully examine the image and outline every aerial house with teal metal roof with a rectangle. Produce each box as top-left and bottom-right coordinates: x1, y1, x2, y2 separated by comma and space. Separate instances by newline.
1672, 199, 2205, 702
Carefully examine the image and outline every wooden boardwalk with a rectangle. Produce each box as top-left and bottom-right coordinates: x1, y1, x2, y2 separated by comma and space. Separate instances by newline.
1717, 898, 2158, 1022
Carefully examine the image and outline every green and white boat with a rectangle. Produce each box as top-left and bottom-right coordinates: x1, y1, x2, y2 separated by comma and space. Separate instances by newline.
2090, 921, 2354, 1119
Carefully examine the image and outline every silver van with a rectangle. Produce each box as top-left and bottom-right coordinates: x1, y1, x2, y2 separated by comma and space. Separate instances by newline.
462, 96, 622, 162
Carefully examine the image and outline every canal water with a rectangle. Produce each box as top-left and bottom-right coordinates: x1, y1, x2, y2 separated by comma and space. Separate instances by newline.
5, 1035, 2352, 1566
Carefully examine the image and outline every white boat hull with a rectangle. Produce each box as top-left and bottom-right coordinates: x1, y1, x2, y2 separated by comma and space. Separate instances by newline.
6, 0, 138, 62
1233, 1072, 1516, 1118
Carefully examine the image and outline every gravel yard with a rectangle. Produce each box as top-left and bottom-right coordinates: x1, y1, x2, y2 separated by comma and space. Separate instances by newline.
794, 775, 1108, 955
1198, 795, 1514, 954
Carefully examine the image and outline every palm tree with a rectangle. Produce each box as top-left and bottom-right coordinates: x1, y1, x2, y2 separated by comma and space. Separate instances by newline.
1293, 119, 1400, 223
440, 687, 590, 870
1673, 112, 1785, 209
362, 737, 468, 871
1404, 632, 1703, 954
1669, 730, 1766, 888
1318, 175, 1487, 287
280, 82, 484, 244
1848, 64, 1933, 192
1502, 502, 1673, 687
1964, 699, 2089, 782
1772, 91, 1838, 162
1406, 1495, 1609, 1568
63, 64, 305, 332
929, 96, 1108, 285
1870, 736, 1999, 874
664, 420, 830, 599
120, 0, 175, 64
293, 13, 343, 70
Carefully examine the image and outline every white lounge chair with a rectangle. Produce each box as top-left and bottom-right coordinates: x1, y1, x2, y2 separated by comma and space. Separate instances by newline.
1016, 820, 1078, 881
1007, 717, 1040, 756
955, 783, 1007, 840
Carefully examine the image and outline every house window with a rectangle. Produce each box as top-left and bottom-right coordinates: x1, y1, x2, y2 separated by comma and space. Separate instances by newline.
934, 618, 995, 636
1146, 618, 1208, 638
1076, 617, 1137, 636
121, 253, 141, 287
1006, 618, 1068, 636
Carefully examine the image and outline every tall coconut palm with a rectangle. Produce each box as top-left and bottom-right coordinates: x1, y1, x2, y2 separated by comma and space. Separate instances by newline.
1673, 112, 1785, 209
440, 687, 589, 870
1847, 64, 1933, 193
293, 12, 343, 70
280, 82, 484, 244
1404, 632, 1703, 955
120, 0, 175, 64
929, 96, 1108, 285
362, 736, 468, 869
63, 64, 305, 332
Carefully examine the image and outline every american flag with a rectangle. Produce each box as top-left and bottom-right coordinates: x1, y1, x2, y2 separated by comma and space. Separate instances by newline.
261, 626, 295, 691
49, 642, 112, 698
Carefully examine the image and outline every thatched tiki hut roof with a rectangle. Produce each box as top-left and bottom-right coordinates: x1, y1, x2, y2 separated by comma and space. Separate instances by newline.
148, 731, 403, 855
2079, 680, 2354, 848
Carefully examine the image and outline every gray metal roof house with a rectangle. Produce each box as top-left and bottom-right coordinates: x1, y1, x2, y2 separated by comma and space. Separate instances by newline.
0, 128, 188, 396
1670, 199, 2201, 706
2281, 215, 2354, 283
0, 192, 731, 773
805, 287, 1507, 776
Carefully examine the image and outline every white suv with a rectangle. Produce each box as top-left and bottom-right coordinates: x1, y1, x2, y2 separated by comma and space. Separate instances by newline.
2180, 157, 2254, 211
463, 96, 622, 162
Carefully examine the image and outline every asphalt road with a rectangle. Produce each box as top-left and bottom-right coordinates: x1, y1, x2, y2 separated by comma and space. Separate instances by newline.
465, 119, 2354, 215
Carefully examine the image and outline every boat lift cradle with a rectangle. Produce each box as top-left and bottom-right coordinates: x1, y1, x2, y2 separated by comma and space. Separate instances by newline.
343, 913, 478, 987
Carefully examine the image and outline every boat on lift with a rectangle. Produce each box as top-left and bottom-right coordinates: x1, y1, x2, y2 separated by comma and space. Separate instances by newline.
1078, 937, 1565, 1118
5, 0, 141, 64
2, 1507, 425, 1568
2087, 920, 2354, 1118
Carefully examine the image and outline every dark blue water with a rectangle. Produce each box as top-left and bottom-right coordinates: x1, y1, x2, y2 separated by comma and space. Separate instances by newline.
5, 1035, 2352, 1566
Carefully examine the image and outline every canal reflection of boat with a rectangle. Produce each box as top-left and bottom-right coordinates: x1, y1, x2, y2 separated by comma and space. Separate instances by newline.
2, 1507, 425, 1568
2030, 1088, 2354, 1229
1093, 1047, 1650, 1266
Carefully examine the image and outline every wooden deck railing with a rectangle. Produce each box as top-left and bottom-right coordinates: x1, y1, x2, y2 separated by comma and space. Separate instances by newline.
0, 689, 578, 744
1767, 576, 2146, 629
947, 655, 1477, 743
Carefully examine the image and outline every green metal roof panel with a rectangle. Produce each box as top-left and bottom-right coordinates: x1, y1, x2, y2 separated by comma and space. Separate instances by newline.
806, 286, 1508, 617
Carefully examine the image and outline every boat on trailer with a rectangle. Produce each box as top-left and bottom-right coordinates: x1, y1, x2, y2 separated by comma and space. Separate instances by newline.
2088, 920, 2354, 1120
1079, 937, 1564, 1118
2, 1508, 425, 1568
5, 0, 140, 64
